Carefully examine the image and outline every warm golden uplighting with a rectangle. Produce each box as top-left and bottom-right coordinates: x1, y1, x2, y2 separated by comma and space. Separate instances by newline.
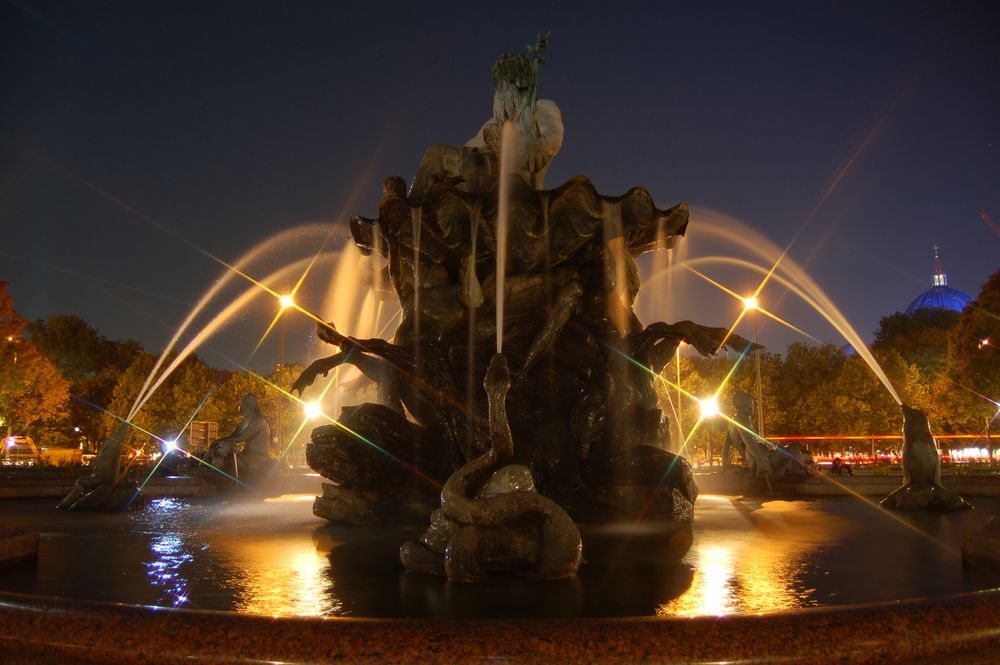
303, 401, 322, 420
279, 294, 295, 310
657, 497, 850, 617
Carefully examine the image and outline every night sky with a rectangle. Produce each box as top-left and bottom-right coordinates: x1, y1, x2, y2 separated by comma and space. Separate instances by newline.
2, 1, 998, 372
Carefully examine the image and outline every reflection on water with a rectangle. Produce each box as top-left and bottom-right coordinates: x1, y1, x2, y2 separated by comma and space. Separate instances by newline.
658, 497, 848, 616
213, 533, 339, 616
133, 495, 339, 616
142, 499, 195, 607
1, 493, 997, 618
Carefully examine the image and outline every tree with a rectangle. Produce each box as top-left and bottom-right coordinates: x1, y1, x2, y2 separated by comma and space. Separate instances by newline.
26, 315, 142, 448
200, 370, 265, 437
873, 308, 960, 381
104, 351, 221, 452
0, 282, 70, 435
199, 362, 308, 458
770, 343, 846, 436
946, 268, 1000, 435
799, 349, 924, 437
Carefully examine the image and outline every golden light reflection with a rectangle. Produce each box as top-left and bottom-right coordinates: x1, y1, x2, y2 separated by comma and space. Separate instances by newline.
217, 534, 339, 617
657, 497, 851, 617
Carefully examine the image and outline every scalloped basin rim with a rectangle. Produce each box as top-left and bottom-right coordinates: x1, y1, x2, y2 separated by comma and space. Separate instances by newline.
2, 588, 999, 664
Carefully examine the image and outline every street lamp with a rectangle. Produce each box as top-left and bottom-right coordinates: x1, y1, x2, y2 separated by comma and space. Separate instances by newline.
276, 294, 295, 453
699, 396, 720, 468
744, 295, 765, 437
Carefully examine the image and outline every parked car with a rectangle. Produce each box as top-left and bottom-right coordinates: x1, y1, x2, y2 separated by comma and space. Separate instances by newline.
2, 436, 39, 466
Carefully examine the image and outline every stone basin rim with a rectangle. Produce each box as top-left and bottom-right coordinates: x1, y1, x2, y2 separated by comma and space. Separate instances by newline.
2, 588, 999, 664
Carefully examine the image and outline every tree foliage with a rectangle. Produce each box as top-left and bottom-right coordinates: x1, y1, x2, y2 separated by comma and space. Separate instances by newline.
186, 362, 308, 460
104, 351, 221, 451
946, 268, 1000, 434
874, 308, 959, 381
26, 315, 141, 447
0, 282, 70, 434
665, 340, 930, 455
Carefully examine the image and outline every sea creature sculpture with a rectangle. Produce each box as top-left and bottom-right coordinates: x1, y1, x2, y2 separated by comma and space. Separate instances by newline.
399, 353, 582, 582
722, 391, 774, 482
57, 421, 140, 510
880, 404, 971, 511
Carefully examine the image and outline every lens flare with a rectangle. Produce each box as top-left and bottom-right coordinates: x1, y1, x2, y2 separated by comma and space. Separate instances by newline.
698, 396, 720, 419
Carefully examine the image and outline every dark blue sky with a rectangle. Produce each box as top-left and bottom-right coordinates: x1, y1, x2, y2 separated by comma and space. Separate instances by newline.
2, 1, 997, 370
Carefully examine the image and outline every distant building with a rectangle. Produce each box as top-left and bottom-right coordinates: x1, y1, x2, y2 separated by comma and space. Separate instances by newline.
904, 245, 972, 315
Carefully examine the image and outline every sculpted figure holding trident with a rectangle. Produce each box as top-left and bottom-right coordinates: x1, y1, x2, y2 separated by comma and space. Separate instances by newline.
204, 393, 275, 487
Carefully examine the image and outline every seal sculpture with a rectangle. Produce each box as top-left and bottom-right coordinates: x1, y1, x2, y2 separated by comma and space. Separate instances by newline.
880, 404, 971, 511
400, 352, 583, 582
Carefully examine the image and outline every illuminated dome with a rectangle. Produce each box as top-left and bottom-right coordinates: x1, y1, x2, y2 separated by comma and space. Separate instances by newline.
904, 245, 972, 315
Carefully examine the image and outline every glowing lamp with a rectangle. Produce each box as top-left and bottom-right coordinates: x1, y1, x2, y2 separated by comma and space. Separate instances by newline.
279, 294, 295, 310
699, 396, 720, 419
742, 296, 758, 311
304, 401, 322, 420
5, 437, 15, 448
164, 439, 179, 453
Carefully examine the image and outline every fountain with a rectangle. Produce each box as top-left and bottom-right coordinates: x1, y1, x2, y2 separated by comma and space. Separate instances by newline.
293, 38, 755, 542
3, 39, 1000, 665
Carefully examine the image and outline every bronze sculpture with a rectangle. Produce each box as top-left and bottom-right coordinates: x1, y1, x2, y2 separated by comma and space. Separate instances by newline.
204, 393, 276, 488
399, 353, 582, 581
294, 41, 755, 556
57, 421, 139, 510
880, 405, 971, 511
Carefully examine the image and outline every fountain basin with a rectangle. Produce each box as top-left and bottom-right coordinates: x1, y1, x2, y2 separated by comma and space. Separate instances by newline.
0, 493, 998, 662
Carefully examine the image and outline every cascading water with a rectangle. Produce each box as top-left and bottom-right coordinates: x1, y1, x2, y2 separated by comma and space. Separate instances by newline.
496, 121, 518, 353
127, 225, 337, 421
465, 201, 483, 448
602, 200, 628, 336
411, 206, 422, 361
640, 209, 902, 405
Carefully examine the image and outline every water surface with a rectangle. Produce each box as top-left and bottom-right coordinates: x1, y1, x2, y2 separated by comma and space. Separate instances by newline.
1, 493, 997, 618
